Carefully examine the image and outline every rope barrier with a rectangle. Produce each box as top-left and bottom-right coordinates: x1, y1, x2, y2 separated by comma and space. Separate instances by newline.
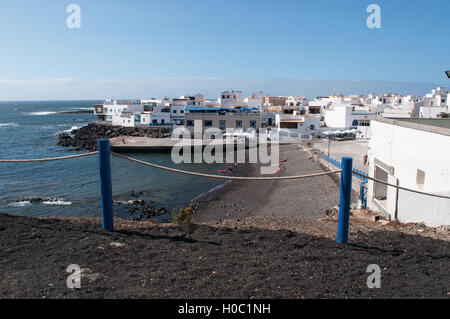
111, 152, 342, 181
0, 151, 98, 163
352, 171, 450, 200
1, 148, 447, 200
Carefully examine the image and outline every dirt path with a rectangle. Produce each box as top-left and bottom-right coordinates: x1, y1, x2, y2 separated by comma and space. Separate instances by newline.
1, 213, 448, 299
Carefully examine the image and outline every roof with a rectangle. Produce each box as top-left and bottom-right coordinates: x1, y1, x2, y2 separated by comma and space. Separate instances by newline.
374, 118, 450, 136
185, 107, 221, 112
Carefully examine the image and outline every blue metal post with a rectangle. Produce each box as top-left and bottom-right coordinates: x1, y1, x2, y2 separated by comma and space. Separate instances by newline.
360, 182, 367, 209
98, 139, 114, 231
337, 157, 353, 244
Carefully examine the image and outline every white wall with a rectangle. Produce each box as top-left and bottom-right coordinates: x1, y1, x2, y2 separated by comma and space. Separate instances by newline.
324, 104, 375, 129
368, 120, 450, 226
420, 106, 447, 118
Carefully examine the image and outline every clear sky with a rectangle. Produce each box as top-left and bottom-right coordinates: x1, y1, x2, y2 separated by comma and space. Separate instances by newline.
0, 0, 449, 100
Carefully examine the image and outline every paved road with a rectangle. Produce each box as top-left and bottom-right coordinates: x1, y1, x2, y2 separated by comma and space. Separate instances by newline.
313, 139, 369, 172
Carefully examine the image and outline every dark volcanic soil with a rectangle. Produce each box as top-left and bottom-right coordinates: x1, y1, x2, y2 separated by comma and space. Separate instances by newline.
1, 214, 448, 299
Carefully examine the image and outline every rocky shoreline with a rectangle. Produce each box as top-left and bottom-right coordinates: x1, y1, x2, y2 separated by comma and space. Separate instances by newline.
57, 123, 170, 151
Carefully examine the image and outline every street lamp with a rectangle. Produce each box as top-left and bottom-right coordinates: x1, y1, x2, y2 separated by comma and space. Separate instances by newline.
446, 70, 450, 79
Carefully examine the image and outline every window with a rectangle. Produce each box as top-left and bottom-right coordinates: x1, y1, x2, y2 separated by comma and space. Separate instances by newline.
352, 120, 359, 127
161, 119, 165, 124
153, 119, 157, 124
173, 110, 177, 114
186, 120, 194, 126
250, 120, 256, 129
181, 110, 184, 113
236, 120, 242, 128
416, 169, 425, 187
204, 120, 213, 127
310, 125, 315, 130
219, 120, 226, 130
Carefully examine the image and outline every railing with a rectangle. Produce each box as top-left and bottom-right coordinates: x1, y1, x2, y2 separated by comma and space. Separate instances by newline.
322, 154, 368, 182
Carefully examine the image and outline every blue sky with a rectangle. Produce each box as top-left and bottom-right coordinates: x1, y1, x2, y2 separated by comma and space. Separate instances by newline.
0, 0, 449, 100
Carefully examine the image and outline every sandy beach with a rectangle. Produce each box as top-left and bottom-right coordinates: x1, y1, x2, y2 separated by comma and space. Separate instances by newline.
194, 143, 344, 223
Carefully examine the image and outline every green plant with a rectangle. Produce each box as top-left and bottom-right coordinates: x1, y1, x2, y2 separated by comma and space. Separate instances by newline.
439, 112, 449, 119
172, 203, 194, 225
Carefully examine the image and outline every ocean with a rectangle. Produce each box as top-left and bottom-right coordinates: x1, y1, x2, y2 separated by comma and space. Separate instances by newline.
0, 101, 228, 220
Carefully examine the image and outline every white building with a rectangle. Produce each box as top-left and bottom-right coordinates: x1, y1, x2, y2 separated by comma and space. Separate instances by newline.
94, 100, 144, 125
367, 118, 450, 227
220, 91, 244, 109
245, 91, 265, 111
418, 87, 449, 118
324, 104, 376, 129
276, 113, 321, 140
419, 106, 448, 119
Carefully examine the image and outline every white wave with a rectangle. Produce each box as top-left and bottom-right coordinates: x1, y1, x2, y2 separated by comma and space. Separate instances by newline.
71, 107, 93, 110
54, 125, 80, 135
25, 111, 58, 116
9, 201, 31, 207
43, 199, 72, 206
62, 125, 80, 133
0, 123, 18, 127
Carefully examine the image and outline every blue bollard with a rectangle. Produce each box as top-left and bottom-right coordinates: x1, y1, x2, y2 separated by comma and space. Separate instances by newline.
337, 157, 353, 244
98, 139, 114, 231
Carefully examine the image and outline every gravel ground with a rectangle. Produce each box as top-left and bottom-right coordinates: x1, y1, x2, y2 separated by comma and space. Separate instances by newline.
1, 213, 449, 299
195, 144, 344, 223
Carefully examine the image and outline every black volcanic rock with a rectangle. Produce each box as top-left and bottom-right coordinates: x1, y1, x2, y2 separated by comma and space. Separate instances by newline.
57, 123, 171, 151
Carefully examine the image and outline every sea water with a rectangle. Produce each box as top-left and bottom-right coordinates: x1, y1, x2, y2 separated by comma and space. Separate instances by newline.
0, 101, 227, 219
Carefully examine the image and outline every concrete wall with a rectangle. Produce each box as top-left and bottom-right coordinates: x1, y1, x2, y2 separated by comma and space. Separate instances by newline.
367, 120, 450, 226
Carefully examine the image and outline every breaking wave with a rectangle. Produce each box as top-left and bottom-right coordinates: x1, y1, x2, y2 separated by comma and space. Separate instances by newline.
0, 123, 18, 127
43, 199, 73, 206
24, 111, 58, 116
9, 201, 31, 207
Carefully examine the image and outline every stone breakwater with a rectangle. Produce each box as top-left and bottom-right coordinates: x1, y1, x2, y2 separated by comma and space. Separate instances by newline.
58, 123, 171, 151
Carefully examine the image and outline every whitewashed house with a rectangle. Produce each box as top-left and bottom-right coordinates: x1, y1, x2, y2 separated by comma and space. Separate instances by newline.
245, 91, 265, 111
367, 118, 450, 227
276, 113, 320, 140
382, 95, 421, 119
220, 91, 244, 109
324, 103, 376, 129
419, 87, 449, 118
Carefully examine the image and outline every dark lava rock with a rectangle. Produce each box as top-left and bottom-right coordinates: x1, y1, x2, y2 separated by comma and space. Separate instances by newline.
57, 123, 170, 151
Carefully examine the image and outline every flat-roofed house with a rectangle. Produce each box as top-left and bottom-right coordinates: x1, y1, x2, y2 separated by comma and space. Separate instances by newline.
367, 118, 450, 226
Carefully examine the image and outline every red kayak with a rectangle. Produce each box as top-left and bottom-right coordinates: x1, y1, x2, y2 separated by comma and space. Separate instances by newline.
281, 158, 287, 163
218, 170, 228, 174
